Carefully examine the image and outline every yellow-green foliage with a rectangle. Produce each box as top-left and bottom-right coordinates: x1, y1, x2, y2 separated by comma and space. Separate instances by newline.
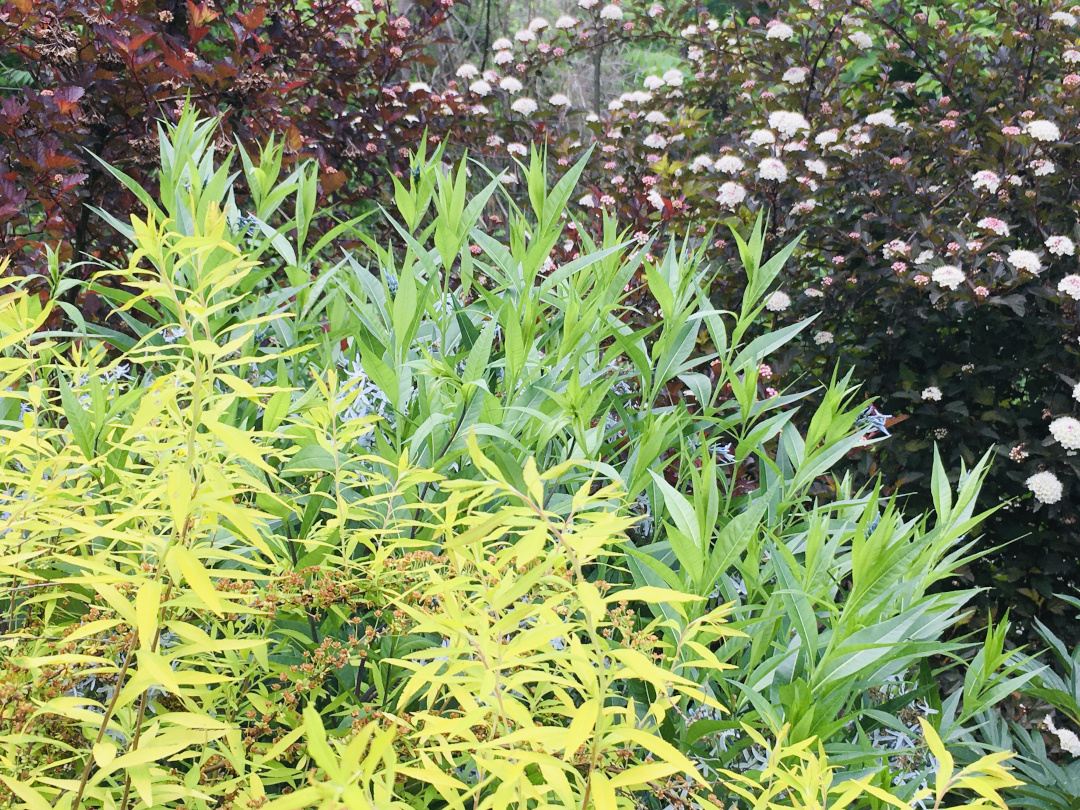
0, 190, 734, 810
0, 121, 1024, 809
719, 721, 1021, 810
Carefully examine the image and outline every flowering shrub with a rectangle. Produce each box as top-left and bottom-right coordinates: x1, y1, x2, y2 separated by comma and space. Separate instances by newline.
447, 0, 1080, 638
0, 0, 465, 305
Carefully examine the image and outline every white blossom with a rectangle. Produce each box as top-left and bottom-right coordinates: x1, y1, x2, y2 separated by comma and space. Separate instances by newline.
865, 109, 897, 127
599, 4, 623, 20
765, 291, 791, 311
766, 22, 795, 41
510, 97, 538, 115
549, 93, 571, 107
1058, 274, 1080, 300
1026, 471, 1064, 504
716, 181, 747, 208
715, 155, 745, 173
815, 129, 839, 146
1050, 416, 1080, 450
972, 170, 1001, 193
662, 68, 685, 87
849, 30, 873, 49
768, 110, 810, 137
1025, 119, 1062, 141
1008, 249, 1043, 274
922, 386, 942, 401
932, 265, 965, 290
748, 129, 776, 146
1032, 159, 1057, 176
689, 154, 714, 172
758, 157, 788, 181
456, 63, 478, 79
499, 77, 523, 93
1046, 235, 1075, 256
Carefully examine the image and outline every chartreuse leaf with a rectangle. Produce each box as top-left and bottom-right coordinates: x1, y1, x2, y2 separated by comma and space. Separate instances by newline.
167, 545, 224, 617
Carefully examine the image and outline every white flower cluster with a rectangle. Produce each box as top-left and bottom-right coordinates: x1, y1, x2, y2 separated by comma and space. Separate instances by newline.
1008, 249, 1043, 274
1059, 274, 1080, 300
1026, 471, 1063, 504
768, 110, 810, 137
1046, 235, 1076, 256
922, 386, 942, 401
758, 157, 788, 181
748, 128, 776, 146
971, 170, 1001, 193
1046, 714, 1080, 756
765, 291, 791, 311
716, 154, 744, 173
717, 181, 747, 208
865, 109, 897, 127
1050, 416, 1080, 450
511, 97, 538, 115
766, 22, 795, 41
932, 265, 965, 290
882, 239, 910, 259
976, 217, 1010, 236
1025, 119, 1061, 141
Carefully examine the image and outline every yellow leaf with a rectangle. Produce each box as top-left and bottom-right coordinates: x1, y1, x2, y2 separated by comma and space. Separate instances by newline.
578, 581, 605, 620
920, 718, 954, 800
563, 698, 597, 760
166, 465, 191, 533
168, 545, 224, 617
609, 761, 682, 788
204, 416, 273, 472
590, 770, 617, 810
396, 766, 468, 791
0, 776, 53, 810
135, 580, 162, 650
92, 742, 116, 768
523, 456, 543, 503
63, 618, 122, 643
612, 586, 704, 604
91, 582, 137, 625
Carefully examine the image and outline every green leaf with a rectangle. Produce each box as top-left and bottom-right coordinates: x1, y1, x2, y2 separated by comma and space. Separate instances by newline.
58, 374, 95, 460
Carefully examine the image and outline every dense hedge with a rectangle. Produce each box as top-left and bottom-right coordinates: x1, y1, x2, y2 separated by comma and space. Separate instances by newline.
0, 0, 463, 305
